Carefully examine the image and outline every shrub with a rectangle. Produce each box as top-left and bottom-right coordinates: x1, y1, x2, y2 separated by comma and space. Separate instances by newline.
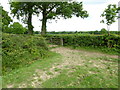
44, 34, 120, 49
9, 22, 27, 34
2, 33, 48, 74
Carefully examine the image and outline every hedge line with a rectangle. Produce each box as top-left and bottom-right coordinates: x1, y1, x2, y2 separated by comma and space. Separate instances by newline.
45, 34, 120, 49
2, 34, 48, 74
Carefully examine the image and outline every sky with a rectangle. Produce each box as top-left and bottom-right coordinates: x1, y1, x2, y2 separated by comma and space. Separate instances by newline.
0, 0, 119, 31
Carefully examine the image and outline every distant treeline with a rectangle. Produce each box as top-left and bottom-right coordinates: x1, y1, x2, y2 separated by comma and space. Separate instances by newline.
47, 31, 119, 35
34, 30, 120, 35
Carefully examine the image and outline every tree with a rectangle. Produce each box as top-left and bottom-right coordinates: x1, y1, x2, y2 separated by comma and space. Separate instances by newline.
10, 1, 89, 35
0, 9, 2, 31
100, 28, 107, 34
0, 5, 12, 32
94, 30, 100, 35
10, 2, 37, 34
34, 31, 40, 34
9, 22, 27, 34
100, 4, 120, 35
37, 1, 89, 35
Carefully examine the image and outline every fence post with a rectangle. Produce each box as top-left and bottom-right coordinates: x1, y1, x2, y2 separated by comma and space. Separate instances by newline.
50, 38, 52, 43
61, 38, 63, 46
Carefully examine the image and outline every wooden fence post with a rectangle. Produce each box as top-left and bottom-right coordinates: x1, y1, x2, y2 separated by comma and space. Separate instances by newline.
61, 38, 63, 46
50, 38, 52, 43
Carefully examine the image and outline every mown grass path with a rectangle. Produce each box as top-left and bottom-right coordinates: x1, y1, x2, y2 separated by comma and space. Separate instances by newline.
4, 46, 118, 88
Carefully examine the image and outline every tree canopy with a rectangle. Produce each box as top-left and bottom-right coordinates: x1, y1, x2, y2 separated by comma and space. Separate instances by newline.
0, 5, 13, 32
9, 22, 27, 34
10, 1, 89, 35
101, 4, 120, 25
100, 4, 120, 35
100, 28, 107, 34
10, 2, 36, 34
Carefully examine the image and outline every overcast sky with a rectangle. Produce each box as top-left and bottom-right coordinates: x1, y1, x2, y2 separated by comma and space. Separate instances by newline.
0, 0, 119, 31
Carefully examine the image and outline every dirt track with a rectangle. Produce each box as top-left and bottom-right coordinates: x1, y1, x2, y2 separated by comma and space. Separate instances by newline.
9, 47, 118, 88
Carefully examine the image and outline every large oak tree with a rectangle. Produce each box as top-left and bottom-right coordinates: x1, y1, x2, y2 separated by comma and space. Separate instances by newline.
10, 2, 36, 34
10, 1, 89, 35
37, 1, 89, 35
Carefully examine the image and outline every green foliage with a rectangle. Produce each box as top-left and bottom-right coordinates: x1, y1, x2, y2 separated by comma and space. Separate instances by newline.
46, 31, 119, 35
100, 28, 108, 34
39, 1, 89, 35
3, 22, 27, 34
101, 4, 120, 35
10, 1, 89, 35
45, 34, 120, 50
44, 2, 89, 19
34, 31, 40, 34
101, 4, 119, 26
0, 5, 12, 32
10, 2, 36, 34
2, 33, 48, 74
9, 22, 27, 34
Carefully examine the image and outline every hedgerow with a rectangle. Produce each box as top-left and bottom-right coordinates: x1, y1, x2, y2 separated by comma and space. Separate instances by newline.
45, 34, 120, 49
2, 34, 48, 74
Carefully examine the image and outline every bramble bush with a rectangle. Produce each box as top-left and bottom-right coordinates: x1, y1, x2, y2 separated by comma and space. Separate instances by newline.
2, 33, 48, 74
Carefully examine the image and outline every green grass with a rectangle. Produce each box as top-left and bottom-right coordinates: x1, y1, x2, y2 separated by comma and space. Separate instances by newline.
41, 64, 118, 88
54, 68, 61, 72
2, 45, 118, 88
2, 52, 62, 88
46, 72, 54, 75
0, 76, 2, 89
67, 46, 119, 55
40, 47, 118, 88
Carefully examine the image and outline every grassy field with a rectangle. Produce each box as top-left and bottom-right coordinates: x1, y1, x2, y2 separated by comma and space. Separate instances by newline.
3, 46, 118, 88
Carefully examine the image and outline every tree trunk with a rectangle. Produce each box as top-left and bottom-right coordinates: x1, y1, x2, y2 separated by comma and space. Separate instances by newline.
41, 9, 47, 35
27, 5, 33, 34
107, 25, 111, 48
28, 12, 33, 34
107, 25, 110, 36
